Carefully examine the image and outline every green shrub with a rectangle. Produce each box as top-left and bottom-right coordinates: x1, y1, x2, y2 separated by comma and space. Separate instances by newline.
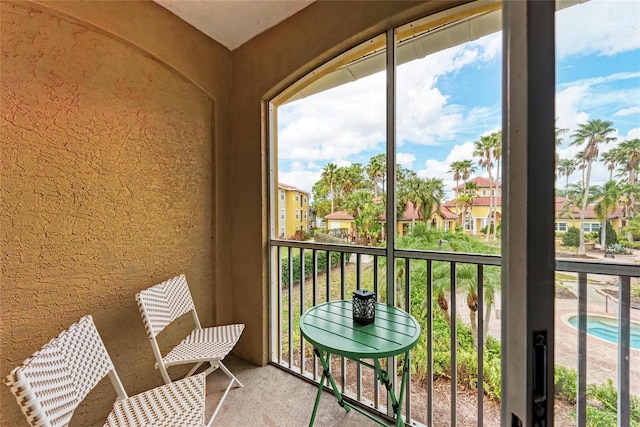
585, 379, 640, 426
280, 251, 349, 286
554, 365, 577, 404
480, 224, 501, 235
314, 231, 351, 245
586, 231, 600, 240
563, 226, 581, 247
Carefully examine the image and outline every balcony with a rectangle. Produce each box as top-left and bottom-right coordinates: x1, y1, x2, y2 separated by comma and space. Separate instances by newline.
269, 239, 639, 426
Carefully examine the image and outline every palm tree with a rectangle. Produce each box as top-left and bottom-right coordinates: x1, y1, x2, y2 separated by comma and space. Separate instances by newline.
456, 182, 477, 234
615, 138, 640, 218
561, 183, 584, 221
616, 138, 640, 185
367, 154, 386, 197
600, 149, 619, 181
448, 161, 465, 199
451, 160, 476, 232
344, 190, 373, 245
397, 177, 444, 227
421, 178, 445, 227
458, 264, 500, 348
432, 262, 452, 325
474, 132, 500, 241
557, 158, 577, 194
591, 180, 620, 248
400, 176, 423, 227
570, 119, 616, 255
321, 163, 338, 213
554, 122, 568, 179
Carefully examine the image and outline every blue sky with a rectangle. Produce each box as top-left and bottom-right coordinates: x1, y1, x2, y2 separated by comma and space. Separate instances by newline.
278, 0, 640, 199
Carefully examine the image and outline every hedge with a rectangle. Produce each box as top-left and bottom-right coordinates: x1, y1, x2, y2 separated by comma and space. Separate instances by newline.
281, 251, 350, 286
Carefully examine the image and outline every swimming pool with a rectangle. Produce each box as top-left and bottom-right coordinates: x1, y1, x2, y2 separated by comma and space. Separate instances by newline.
568, 315, 640, 350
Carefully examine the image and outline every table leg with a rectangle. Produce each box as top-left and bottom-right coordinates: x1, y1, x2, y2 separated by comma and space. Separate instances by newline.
309, 347, 350, 427
394, 353, 410, 427
374, 355, 410, 427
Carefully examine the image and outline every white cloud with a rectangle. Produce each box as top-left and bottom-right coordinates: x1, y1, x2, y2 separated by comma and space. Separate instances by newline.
396, 33, 500, 146
615, 106, 640, 117
278, 71, 386, 163
278, 29, 501, 169
624, 127, 640, 140
279, 161, 321, 195
396, 152, 416, 169
556, 0, 640, 58
416, 142, 477, 198
555, 71, 639, 142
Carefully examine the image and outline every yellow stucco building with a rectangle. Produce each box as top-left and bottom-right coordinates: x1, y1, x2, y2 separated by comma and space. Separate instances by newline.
444, 176, 502, 235
277, 183, 310, 238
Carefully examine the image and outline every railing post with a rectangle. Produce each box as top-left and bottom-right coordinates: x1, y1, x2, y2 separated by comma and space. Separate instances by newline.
618, 275, 631, 427
577, 272, 587, 426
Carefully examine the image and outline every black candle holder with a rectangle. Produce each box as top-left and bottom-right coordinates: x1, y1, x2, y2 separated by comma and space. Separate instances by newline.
352, 290, 376, 325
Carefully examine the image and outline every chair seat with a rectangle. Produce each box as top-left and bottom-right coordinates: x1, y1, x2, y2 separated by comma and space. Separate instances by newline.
163, 324, 244, 366
105, 373, 206, 427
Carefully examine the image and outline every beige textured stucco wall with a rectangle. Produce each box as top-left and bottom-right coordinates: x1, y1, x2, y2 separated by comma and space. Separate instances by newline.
1, 0, 472, 423
229, 0, 467, 365
0, 1, 231, 425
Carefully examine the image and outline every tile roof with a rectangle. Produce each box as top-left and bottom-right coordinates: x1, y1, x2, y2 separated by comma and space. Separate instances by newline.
555, 197, 624, 219
443, 197, 500, 207
278, 182, 309, 194
453, 176, 501, 190
324, 210, 353, 220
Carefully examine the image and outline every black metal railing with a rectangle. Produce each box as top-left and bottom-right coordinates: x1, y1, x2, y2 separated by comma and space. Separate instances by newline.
270, 239, 638, 426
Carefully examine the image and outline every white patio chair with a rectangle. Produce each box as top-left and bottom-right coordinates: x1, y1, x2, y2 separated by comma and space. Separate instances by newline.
4, 315, 211, 427
136, 274, 244, 422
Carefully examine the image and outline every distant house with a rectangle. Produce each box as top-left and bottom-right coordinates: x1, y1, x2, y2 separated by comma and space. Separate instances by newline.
443, 176, 502, 235
325, 200, 458, 239
324, 210, 354, 232
277, 183, 310, 238
554, 197, 625, 235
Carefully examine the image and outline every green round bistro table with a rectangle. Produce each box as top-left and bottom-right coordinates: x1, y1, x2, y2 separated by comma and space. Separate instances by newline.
299, 300, 421, 427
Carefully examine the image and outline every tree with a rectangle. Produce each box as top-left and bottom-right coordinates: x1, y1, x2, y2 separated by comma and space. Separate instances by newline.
623, 216, 640, 241
474, 132, 500, 241
458, 264, 500, 348
591, 180, 620, 249
448, 161, 464, 199
367, 154, 386, 197
600, 149, 619, 181
616, 138, 640, 185
615, 138, 640, 218
344, 190, 375, 245
557, 158, 577, 194
456, 182, 477, 234
449, 160, 476, 232
397, 177, 444, 227
321, 163, 338, 213
334, 163, 366, 208
570, 119, 616, 255
554, 122, 569, 180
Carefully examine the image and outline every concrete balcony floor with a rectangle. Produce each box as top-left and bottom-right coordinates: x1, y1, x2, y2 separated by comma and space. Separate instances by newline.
207, 355, 379, 426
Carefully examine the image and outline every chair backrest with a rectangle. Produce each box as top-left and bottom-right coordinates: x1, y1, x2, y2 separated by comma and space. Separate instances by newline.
136, 274, 199, 340
4, 315, 126, 427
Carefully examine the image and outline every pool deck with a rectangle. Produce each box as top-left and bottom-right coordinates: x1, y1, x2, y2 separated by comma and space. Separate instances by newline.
555, 297, 640, 395
455, 281, 640, 396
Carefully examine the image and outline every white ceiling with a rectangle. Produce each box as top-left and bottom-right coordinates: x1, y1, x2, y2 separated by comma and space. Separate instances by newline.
153, 0, 315, 51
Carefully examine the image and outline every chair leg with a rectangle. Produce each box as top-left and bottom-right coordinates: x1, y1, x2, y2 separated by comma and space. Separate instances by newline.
207, 375, 237, 427
217, 360, 243, 388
